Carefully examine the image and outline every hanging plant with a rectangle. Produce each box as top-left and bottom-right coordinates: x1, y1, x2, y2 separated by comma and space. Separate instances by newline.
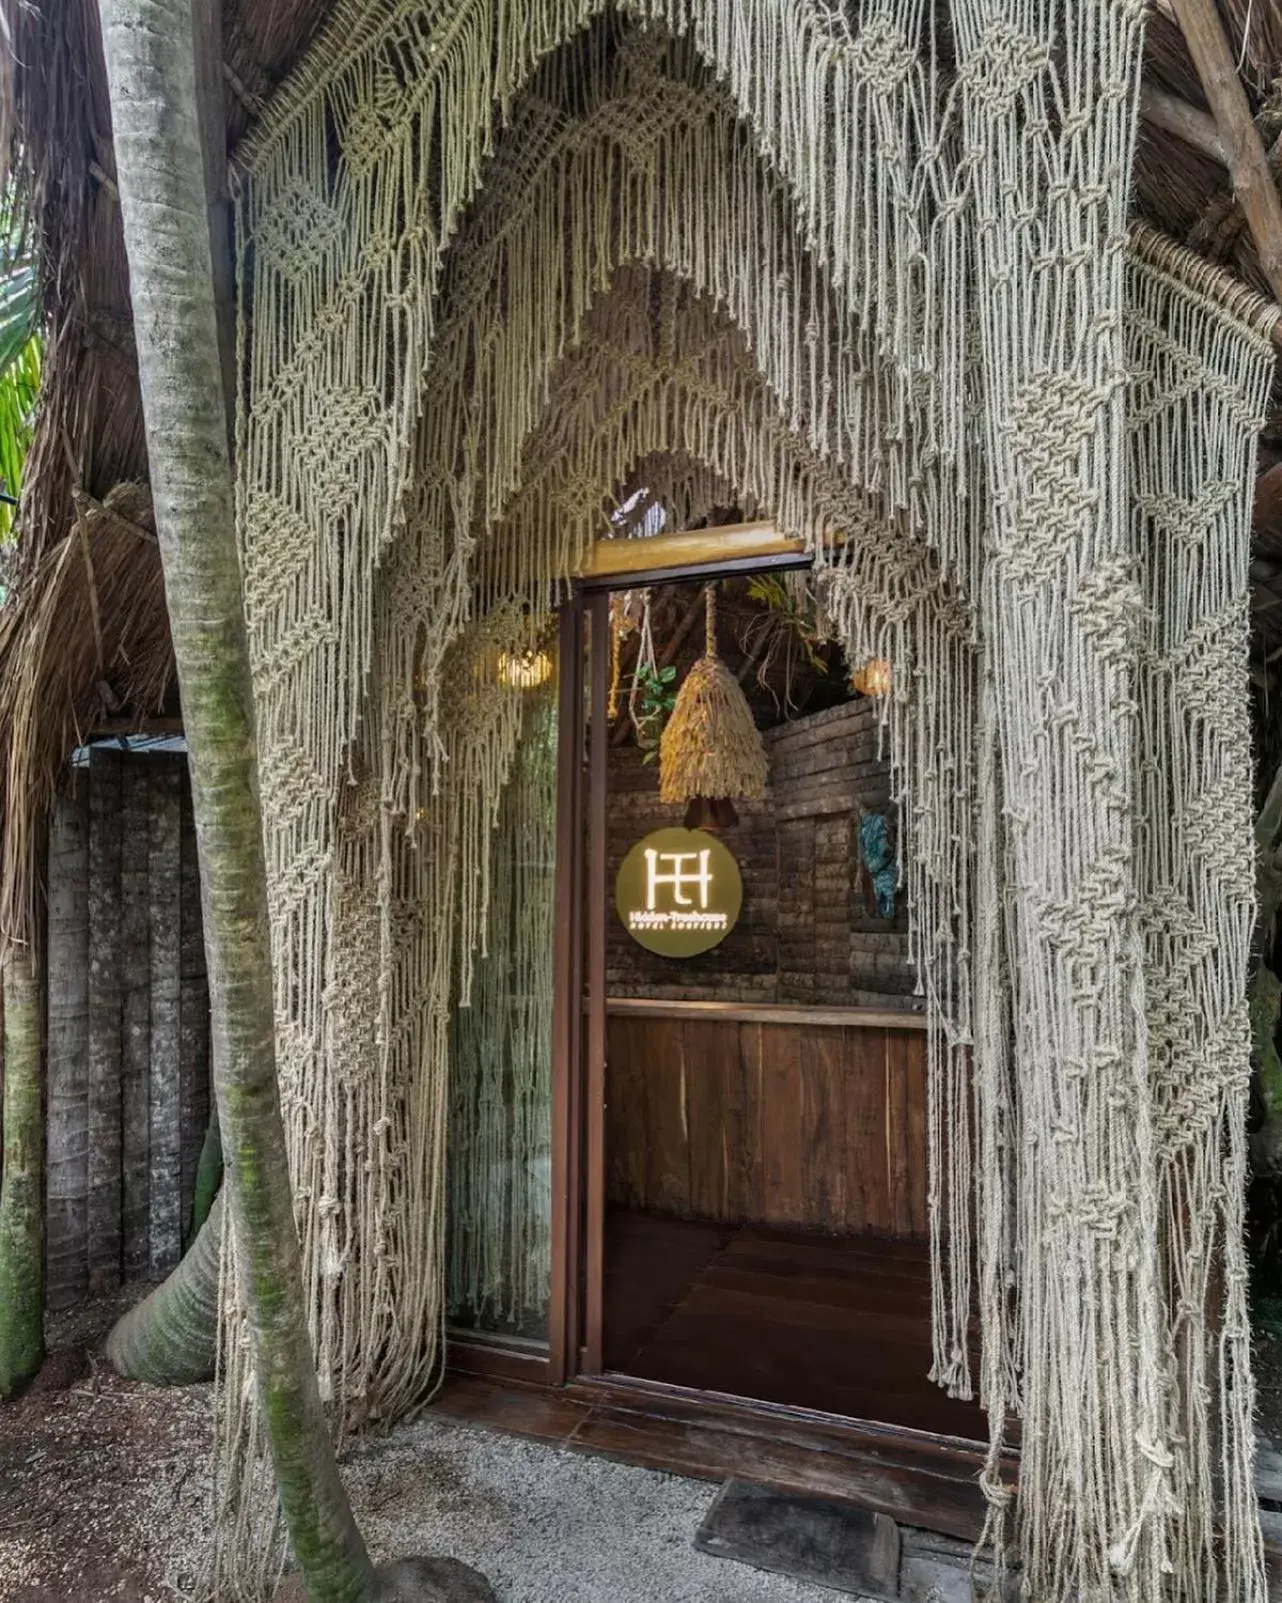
627, 590, 677, 756
740, 573, 832, 715
634, 661, 677, 758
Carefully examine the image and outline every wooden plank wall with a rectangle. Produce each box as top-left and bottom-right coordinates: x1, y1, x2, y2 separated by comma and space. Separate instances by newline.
44, 750, 211, 1309
606, 1014, 928, 1238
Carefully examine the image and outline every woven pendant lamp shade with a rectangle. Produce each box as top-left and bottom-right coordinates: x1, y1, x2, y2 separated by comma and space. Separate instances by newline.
659, 586, 767, 809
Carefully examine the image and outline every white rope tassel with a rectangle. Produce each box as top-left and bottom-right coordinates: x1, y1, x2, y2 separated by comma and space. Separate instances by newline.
222, 3, 1274, 1599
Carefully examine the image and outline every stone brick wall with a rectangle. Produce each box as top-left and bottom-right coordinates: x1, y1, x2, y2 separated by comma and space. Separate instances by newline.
606, 698, 917, 1007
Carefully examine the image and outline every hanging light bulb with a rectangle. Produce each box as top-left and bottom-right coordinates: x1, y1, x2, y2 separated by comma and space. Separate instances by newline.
496, 647, 554, 689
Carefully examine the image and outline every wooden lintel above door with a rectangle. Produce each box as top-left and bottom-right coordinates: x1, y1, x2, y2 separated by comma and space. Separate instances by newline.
576, 520, 806, 582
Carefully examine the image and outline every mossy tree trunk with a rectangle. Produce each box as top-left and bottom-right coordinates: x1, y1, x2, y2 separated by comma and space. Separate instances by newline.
179, 780, 212, 1247
107, 1098, 222, 1384
107, 1190, 222, 1384
0, 948, 44, 1396
97, 3, 376, 1597
190, 1102, 222, 1240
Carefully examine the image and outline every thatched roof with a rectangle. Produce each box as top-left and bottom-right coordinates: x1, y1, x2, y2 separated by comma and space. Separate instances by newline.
1, 0, 1281, 942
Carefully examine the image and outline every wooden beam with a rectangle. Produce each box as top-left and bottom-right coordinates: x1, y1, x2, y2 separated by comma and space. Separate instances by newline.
1141, 84, 1226, 164
577, 520, 804, 580
87, 716, 185, 738
1167, 0, 1282, 308
584, 590, 610, 1377
548, 600, 584, 1387
604, 997, 928, 1032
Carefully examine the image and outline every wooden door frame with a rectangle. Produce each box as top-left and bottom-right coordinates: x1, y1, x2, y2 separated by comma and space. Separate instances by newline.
563, 544, 814, 1387
447, 543, 996, 1503
548, 598, 586, 1385
582, 588, 611, 1375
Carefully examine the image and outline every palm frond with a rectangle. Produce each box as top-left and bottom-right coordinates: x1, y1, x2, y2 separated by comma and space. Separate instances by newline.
0, 329, 38, 541
0, 188, 41, 547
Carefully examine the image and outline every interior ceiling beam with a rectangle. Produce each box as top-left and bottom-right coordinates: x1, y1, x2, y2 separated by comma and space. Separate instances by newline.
576, 520, 803, 580
1164, 0, 1282, 309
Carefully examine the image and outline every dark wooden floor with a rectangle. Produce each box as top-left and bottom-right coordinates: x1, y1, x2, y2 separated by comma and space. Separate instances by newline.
603, 1208, 986, 1440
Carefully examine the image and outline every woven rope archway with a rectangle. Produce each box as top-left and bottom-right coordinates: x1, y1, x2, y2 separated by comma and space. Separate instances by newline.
227, 6, 1279, 1599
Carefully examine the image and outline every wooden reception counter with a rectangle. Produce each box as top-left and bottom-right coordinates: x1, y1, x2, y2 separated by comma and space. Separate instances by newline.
604, 998, 929, 1239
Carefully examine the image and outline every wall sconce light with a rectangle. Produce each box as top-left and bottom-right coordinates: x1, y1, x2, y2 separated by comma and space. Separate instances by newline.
852, 658, 891, 698
497, 648, 553, 690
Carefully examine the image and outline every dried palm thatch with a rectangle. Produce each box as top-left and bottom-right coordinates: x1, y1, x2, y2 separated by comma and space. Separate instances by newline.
659, 588, 766, 807
0, 0, 324, 952
0, 483, 172, 949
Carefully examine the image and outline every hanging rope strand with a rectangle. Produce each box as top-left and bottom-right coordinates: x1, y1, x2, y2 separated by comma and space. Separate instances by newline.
221, 5, 1277, 1599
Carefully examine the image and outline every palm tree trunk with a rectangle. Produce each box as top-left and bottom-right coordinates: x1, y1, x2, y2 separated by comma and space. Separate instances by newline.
121, 757, 152, 1277
0, 947, 44, 1396
107, 1189, 222, 1384
179, 778, 212, 1246
96, 4, 375, 1597
148, 759, 182, 1274
189, 1101, 222, 1239
45, 775, 89, 1309
87, 746, 124, 1293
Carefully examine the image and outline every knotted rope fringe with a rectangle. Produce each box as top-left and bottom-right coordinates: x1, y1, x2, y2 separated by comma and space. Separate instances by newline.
223, 4, 1279, 1598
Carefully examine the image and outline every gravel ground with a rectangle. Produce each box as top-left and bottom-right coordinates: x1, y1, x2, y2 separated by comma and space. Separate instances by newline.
0, 1291, 214, 1602
341, 1417, 858, 1603
2, 1299, 862, 1603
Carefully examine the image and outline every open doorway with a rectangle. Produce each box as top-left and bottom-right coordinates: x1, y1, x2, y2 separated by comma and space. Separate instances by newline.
578, 553, 983, 1441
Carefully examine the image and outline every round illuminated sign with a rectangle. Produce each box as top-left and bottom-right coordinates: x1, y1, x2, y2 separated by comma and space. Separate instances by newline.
615, 827, 743, 958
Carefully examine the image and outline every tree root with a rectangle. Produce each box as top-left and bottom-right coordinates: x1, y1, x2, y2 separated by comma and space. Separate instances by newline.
105, 1191, 221, 1383
275, 1557, 496, 1602
372, 1559, 496, 1602
188, 1104, 222, 1243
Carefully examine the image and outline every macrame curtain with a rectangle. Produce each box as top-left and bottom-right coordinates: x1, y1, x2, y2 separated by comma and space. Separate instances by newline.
224, 3, 1279, 1599
448, 682, 558, 1337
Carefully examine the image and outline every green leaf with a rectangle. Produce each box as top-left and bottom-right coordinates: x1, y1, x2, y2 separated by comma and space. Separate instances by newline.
659, 665, 676, 682
0, 200, 42, 547
0, 333, 40, 543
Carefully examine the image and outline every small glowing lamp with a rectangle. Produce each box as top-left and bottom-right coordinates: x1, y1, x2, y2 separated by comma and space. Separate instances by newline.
497, 648, 553, 690
852, 658, 891, 698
